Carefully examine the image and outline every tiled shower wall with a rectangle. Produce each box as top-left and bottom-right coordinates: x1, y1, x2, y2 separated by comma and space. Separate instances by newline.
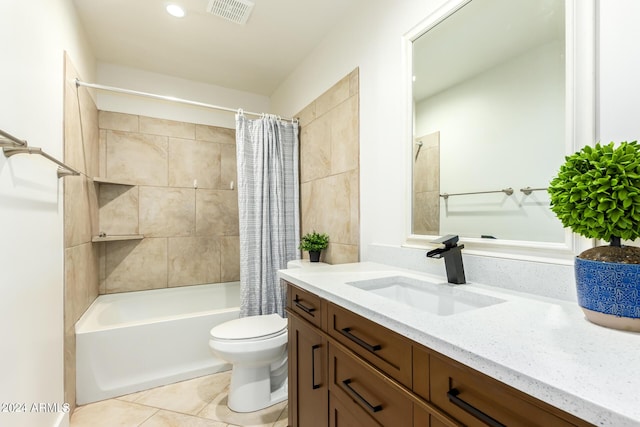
63, 66, 359, 409
63, 53, 100, 413
297, 68, 360, 263
97, 112, 240, 293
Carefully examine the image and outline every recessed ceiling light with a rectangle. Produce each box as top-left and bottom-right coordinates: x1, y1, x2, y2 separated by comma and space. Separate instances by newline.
166, 4, 186, 18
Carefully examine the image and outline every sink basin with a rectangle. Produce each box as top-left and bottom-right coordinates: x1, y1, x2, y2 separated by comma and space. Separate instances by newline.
346, 275, 505, 316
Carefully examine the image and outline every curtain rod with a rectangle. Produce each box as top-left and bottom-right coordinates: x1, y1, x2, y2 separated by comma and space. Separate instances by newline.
75, 79, 296, 122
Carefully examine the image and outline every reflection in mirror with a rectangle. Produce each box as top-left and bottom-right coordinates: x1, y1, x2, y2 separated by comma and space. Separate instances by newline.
412, 0, 567, 243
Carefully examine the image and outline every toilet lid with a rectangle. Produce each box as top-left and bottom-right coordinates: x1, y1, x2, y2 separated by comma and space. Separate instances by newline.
210, 313, 287, 340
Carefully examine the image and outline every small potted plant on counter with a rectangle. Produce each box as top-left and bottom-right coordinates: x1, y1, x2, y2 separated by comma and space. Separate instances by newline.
548, 141, 640, 331
299, 231, 329, 262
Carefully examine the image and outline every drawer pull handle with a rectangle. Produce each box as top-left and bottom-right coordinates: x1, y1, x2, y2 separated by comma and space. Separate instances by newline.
447, 388, 506, 427
311, 344, 321, 390
340, 327, 382, 352
342, 379, 382, 413
294, 297, 316, 316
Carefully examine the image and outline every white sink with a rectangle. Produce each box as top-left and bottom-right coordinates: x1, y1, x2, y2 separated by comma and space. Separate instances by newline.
347, 275, 505, 316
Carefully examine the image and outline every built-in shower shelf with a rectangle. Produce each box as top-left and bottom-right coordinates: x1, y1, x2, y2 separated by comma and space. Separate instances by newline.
91, 234, 144, 243
93, 177, 137, 186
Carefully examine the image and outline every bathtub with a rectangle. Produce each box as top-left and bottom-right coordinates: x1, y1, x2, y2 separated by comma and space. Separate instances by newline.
75, 282, 240, 405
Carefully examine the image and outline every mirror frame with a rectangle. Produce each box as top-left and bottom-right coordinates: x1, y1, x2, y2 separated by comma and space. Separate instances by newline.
403, 0, 597, 264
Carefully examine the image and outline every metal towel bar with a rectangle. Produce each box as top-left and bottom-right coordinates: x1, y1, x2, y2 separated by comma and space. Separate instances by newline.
440, 188, 514, 200
1, 128, 81, 178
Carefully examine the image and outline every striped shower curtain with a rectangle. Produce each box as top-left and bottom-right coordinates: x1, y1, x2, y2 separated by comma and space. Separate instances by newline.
235, 114, 300, 317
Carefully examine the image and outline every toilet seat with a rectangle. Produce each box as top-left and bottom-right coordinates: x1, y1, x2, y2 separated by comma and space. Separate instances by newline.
210, 313, 287, 342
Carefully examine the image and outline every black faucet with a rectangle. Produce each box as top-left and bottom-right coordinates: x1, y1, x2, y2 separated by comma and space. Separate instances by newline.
426, 234, 466, 284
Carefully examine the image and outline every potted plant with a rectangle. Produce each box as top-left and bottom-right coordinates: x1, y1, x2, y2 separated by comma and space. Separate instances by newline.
299, 231, 329, 262
548, 141, 640, 331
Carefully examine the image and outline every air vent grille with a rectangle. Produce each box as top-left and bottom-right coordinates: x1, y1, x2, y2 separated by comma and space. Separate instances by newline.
207, 0, 255, 25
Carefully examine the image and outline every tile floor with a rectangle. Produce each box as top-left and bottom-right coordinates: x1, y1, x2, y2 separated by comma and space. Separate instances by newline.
70, 371, 288, 427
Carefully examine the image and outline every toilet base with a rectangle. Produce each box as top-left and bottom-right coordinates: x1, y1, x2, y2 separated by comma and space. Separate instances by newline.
227, 364, 288, 413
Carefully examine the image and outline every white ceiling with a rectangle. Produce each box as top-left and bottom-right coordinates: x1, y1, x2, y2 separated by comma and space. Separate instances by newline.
72, 0, 365, 96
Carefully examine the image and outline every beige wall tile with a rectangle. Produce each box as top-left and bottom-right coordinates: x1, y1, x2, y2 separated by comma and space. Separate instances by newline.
139, 187, 195, 237
297, 101, 316, 128
104, 238, 168, 293
308, 173, 356, 246
349, 68, 359, 97
64, 59, 84, 174
64, 176, 94, 247
220, 236, 240, 282
168, 236, 221, 287
298, 68, 360, 265
106, 130, 168, 185
315, 74, 351, 118
140, 116, 195, 139
196, 190, 239, 236
98, 184, 139, 236
330, 95, 359, 175
99, 130, 107, 178
220, 144, 237, 190
99, 111, 139, 132
325, 243, 359, 264
79, 88, 100, 178
196, 124, 235, 144
169, 138, 221, 189
300, 115, 331, 183
64, 244, 95, 327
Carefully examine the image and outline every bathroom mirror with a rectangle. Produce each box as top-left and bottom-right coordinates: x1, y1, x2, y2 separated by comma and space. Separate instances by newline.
405, 0, 596, 261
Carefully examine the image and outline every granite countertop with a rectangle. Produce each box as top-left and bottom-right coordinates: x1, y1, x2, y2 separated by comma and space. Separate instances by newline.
278, 261, 640, 427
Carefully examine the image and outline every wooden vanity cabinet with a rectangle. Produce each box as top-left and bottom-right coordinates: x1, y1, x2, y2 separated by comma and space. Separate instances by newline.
285, 281, 594, 427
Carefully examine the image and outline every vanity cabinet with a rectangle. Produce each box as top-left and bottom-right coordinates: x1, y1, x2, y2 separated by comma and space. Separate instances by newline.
285, 281, 594, 427
287, 286, 328, 427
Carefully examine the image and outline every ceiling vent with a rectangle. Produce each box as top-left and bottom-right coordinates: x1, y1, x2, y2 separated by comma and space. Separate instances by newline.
207, 0, 255, 25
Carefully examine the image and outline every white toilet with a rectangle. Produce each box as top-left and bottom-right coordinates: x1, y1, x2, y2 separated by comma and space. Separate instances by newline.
209, 313, 288, 412
209, 260, 327, 413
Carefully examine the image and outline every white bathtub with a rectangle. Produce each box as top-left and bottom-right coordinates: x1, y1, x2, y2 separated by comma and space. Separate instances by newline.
75, 282, 240, 405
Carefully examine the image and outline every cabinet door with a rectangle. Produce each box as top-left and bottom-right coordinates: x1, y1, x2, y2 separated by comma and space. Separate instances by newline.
288, 312, 328, 427
329, 392, 380, 427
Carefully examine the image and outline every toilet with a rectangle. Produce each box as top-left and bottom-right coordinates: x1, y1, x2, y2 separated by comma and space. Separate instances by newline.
209, 260, 327, 413
209, 313, 288, 412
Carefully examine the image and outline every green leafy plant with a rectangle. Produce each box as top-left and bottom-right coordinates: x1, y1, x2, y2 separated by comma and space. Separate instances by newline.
548, 141, 640, 247
299, 231, 329, 252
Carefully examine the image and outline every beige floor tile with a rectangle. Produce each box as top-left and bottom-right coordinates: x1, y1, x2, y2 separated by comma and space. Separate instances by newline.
130, 372, 231, 415
197, 393, 287, 427
70, 399, 158, 427
140, 410, 227, 427
272, 404, 289, 427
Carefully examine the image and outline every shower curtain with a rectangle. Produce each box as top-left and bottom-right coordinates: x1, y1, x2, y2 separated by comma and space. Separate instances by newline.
235, 113, 300, 318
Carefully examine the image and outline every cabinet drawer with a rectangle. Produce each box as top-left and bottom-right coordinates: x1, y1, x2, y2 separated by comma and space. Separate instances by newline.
327, 302, 412, 387
287, 283, 323, 329
430, 354, 593, 427
329, 343, 413, 427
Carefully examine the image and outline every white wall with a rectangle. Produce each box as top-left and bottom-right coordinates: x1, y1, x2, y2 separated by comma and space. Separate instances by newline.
96, 63, 271, 129
272, 0, 640, 301
0, 1, 95, 426
415, 41, 565, 242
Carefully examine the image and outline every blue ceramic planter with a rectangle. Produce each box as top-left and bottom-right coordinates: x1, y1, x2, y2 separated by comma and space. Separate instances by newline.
574, 257, 640, 319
